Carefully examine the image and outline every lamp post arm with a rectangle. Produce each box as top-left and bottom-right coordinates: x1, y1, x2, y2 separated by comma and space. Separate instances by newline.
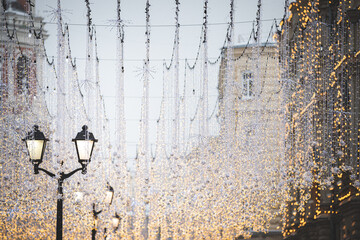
62, 167, 83, 180
36, 167, 83, 180
93, 203, 103, 217
38, 167, 56, 178
94, 209, 103, 216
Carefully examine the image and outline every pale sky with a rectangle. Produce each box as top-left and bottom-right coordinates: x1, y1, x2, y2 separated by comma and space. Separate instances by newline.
34, 0, 286, 158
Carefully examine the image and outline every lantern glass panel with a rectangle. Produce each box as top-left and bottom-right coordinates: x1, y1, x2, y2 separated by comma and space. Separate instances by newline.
26, 140, 44, 160
112, 216, 120, 228
76, 140, 94, 160
105, 190, 114, 205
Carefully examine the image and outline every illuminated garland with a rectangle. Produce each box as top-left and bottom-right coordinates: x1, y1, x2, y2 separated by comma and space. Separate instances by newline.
282, 0, 360, 237
0, 0, 301, 238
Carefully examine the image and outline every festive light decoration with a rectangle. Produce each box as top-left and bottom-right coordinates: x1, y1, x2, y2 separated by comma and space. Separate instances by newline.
0, 0, 113, 238
3, 0, 358, 239
280, 0, 360, 237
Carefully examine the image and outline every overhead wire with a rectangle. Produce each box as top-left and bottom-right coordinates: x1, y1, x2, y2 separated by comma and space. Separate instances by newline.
41, 18, 279, 28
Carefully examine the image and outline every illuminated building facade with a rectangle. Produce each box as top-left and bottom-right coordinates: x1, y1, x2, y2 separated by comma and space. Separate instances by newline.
0, 0, 46, 106
280, 0, 360, 239
0, 0, 47, 113
0, 1, 53, 238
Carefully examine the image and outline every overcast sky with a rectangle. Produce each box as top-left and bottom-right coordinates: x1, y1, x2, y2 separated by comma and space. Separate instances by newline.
34, 0, 286, 158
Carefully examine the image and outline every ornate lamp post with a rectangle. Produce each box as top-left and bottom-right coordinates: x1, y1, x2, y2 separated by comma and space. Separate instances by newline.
23, 125, 98, 240
92, 203, 103, 240
102, 213, 121, 240
103, 213, 121, 240
91, 183, 115, 240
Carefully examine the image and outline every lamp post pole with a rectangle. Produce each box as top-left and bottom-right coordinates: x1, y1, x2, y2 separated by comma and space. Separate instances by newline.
92, 203, 102, 240
57, 175, 64, 240
37, 167, 84, 240
23, 125, 98, 240
57, 178, 63, 240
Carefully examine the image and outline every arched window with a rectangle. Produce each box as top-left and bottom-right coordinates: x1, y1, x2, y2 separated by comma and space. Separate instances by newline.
242, 71, 254, 99
16, 55, 30, 95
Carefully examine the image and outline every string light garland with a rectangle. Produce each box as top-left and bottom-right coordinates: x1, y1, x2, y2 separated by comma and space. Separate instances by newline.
281, 0, 360, 237
4, 0, 348, 238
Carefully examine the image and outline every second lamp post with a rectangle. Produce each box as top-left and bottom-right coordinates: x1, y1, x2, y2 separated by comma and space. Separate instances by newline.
92, 183, 121, 239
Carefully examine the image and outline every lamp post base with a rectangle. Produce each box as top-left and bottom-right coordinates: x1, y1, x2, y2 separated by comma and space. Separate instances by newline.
92, 228, 97, 240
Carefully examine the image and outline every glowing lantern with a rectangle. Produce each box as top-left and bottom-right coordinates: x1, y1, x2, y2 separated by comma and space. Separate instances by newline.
23, 125, 49, 174
105, 183, 114, 205
72, 125, 98, 173
112, 213, 121, 230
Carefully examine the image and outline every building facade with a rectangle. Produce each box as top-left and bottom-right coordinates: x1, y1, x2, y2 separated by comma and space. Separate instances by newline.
0, 1, 54, 238
219, 42, 284, 239
0, 0, 47, 113
280, 0, 360, 239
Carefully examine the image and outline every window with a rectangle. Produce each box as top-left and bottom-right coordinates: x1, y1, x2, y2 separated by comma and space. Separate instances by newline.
16, 55, 30, 94
242, 71, 254, 99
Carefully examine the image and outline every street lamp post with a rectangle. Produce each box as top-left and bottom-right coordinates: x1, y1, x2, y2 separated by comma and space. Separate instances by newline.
91, 183, 115, 240
104, 213, 121, 240
92, 203, 103, 240
23, 125, 98, 240
102, 213, 121, 240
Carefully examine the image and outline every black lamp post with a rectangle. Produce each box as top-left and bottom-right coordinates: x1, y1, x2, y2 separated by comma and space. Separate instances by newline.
102, 213, 121, 240
91, 183, 115, 240
92, 203, 103, 240
104, 213, 121, 240
23, 125, 98, 240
